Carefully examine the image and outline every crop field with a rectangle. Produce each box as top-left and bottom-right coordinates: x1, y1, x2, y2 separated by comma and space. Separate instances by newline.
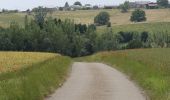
0, 52, 72, 100
0, 52, 57, 73
1, 9, 170, 27
77, 48, 170, 100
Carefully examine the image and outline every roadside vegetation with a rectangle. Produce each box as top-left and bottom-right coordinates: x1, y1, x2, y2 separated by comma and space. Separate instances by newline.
0, 52, 72, 100
77, 48, 170, 100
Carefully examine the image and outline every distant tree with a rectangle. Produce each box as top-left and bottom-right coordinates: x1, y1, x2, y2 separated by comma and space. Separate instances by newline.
141, 31, 149, 43
130, 9, 146, 22
94, 11, 110, 25
157, 0, 169, 8
34, 6, 47, 29
74, 1, 82, 6
64, 2, 69, 8
120, 1, 130, 13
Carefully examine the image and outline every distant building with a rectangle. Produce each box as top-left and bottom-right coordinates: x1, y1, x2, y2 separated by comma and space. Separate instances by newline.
146, 2, 158, 9
104, 5, 117, 9
129, 1, 151, 8
93, 5, 99, 9
70, 5, 82, 10
84, 4, 93, 9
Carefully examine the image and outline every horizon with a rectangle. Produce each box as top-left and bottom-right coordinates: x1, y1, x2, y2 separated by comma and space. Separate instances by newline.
0, 0, 157, 11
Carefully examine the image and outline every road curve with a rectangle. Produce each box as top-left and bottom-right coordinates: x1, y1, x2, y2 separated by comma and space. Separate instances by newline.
46, 62, 146, 100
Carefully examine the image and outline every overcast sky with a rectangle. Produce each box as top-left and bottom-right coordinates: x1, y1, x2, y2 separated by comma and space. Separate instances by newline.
0, 0, 157, 11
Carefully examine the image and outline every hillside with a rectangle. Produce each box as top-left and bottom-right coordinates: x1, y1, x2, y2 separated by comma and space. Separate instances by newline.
1, 9, 170, 27
77, 48, 170, 100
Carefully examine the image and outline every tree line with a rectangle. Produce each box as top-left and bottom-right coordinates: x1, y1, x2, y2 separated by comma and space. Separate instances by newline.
0, 7, 169, 57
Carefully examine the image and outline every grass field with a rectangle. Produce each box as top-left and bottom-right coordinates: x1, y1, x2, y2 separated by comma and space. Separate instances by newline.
77, 48, 170, 100
0, 52, 72, 100
1, 9, 170, 27
97, 22, 170, 34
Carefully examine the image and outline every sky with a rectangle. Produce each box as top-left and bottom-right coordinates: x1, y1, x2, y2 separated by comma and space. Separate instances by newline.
0, 0, 157, 11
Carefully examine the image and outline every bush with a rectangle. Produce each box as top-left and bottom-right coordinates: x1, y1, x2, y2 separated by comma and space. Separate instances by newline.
127, 40, 143, 49
94, 12, 110, 25
107, 22, 111, 27
117, 31, 134, 43
130, 9, 146, 22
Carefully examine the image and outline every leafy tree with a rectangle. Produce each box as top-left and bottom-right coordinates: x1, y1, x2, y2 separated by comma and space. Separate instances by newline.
130, 9, 146, 22
64, 2, 69, 8
74, 1, 82, 6
96, 29, 119, 51
120, 1, 130, 13
34, 6, 47, 29
157, 0, 169, 7
94, 12, 110, 25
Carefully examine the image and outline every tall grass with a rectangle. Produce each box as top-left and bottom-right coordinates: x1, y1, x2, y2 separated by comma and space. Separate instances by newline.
77, 48, 170, 100
0, 54, 72, 100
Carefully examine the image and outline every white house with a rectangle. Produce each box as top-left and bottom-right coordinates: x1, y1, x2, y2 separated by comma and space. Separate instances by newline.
84, 4, 93, 9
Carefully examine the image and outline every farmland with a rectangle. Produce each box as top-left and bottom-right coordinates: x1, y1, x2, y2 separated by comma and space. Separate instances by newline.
77, 48, 170, 100
97, 22, 170, 34
0, 52, 72, 100
1, 9, 170, 27
0, 52, 57, 73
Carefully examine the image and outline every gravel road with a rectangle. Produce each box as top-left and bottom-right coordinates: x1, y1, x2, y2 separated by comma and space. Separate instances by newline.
46, 62, 146, 100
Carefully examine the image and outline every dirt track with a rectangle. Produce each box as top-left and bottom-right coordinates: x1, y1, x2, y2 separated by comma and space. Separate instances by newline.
46, 62, 146, 100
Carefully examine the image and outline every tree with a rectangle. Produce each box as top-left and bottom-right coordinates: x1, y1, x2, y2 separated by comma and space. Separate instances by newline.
120, 1, 130, 13
130, 9, 146, 22
64, 2, 69, 8
74, 1, 82, 6
34, 6, 47, 29
157, 0, 169, 7
94, 12, 110, 25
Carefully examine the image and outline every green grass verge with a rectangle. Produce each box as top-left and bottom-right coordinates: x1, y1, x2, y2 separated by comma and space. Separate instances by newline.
76, 48, 170, 100
0, 55, 72, 100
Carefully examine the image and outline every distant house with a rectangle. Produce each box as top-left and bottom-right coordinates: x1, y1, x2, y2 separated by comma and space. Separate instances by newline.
70, 5, 82, 10
93, 5, 99, 9
129, 1, 151, 8
84, 4, 93, 9
104, 5, 117, 9
146, 2, 158, 9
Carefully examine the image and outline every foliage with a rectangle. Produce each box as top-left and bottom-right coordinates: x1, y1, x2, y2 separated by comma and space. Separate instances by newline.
74, 1, 82, 6
120, 1, 130, 13
157, 0, 169, 7
33, 6, 48, 28
94, 11, 110, 25
130, 9, 146, 22
64, 2, 69, 8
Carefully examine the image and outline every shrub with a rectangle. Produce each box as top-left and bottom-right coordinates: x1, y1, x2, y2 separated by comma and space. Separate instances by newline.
130, 9, 146, 22
107, 22, 111, 27
127, 40, 143, 49
117, 31, 134, 43
94, 12, 110, 25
